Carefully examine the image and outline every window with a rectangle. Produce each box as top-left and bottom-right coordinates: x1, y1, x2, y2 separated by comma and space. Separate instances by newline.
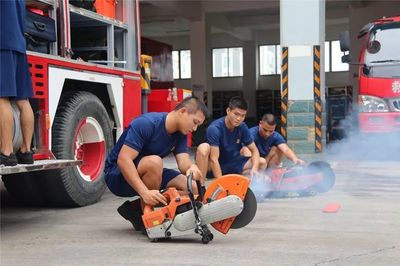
276, 45, 281, 75
324, 40, 349, 72
325, 41, 330, 72
172, 50, 191, 79
259, 45, 281, 75
212, 47, 243, 77
331, 40, 349, 72
172, 51, 179, 79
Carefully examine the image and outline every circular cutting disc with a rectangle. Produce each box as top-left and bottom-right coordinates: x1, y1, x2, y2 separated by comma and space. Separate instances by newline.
231, 188, 257, 229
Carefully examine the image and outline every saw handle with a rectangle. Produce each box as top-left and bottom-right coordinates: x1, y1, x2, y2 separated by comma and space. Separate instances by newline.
187, 172, 204, 202
187, 172, 195, 201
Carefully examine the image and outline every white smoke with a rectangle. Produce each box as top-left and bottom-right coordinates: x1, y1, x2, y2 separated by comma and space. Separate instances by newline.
325, 112, 400, 161
249, 169, 274, 202
249, 162, 335, 203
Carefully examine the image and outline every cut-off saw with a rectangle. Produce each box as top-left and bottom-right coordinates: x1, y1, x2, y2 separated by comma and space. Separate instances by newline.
141, 173, 257, 244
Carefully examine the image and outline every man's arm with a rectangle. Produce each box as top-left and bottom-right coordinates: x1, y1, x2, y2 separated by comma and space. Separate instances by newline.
209, 146, 223, 179
175, 153, 203, 183
277, 143, 305, 165
117, 145, 167, 206
247, 142, 260, 175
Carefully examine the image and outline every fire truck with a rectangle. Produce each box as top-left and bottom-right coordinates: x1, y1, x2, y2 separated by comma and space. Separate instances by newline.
340, 16, 400, 134
1, 0, 144, 207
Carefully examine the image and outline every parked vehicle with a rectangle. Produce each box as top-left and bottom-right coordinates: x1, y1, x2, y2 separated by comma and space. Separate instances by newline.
1, 0, 143, 207
340, 16, 400, 134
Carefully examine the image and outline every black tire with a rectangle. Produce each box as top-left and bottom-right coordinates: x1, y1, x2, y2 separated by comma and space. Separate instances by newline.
307, 161, 336, 193
40, 91, 113, 207
2, 173, 45, 206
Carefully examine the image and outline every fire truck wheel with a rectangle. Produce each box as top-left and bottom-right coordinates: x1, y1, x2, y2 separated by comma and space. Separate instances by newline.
2, 173, 45, 205
42, 91, 113, 207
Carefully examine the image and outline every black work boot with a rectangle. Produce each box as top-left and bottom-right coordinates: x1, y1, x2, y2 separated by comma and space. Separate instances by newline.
0, 153, 18, 167
16, 149, 34, 164
117, 200, 145, 232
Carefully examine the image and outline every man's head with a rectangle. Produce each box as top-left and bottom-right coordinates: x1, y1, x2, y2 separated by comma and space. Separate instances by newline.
258, 113, 277, 139
226, 96, 248, 128
174, 96, 208, 135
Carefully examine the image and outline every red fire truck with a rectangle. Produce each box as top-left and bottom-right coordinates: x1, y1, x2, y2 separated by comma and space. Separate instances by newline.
340, 16, 400, 134
1, 0, 145, 207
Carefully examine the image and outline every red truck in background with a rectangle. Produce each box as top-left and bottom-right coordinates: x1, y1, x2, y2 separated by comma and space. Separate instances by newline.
340, 16, 400, 134
0, 0, 189, 207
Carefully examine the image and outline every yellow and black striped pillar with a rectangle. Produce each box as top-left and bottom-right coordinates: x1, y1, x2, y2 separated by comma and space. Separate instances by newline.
281, 47, 289, 140
313, 46, 322, 153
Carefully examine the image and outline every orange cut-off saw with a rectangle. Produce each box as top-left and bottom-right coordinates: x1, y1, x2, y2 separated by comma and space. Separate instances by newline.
142, 173, 257, 244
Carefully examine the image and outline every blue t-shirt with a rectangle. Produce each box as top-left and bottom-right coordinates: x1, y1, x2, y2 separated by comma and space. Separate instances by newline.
0, 0, 26, 53
207, 117, 253, 164
105, 112, 188, 172
249, 126, 286, 157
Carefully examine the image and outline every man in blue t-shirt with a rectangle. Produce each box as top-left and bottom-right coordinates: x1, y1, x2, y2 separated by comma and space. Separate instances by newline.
245, 113, 305, 168
104, 97, 208, 231
1, 0, 35, 166
196, 96, 266, 179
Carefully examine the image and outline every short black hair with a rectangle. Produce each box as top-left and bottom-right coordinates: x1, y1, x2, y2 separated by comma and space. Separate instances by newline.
174, 96, 209, 117
228, 96, 248, 110
261, 113, 277, 126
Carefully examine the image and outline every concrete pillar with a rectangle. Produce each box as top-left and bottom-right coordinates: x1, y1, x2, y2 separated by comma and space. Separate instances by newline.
242, 40, 258, 120
280, 0, 325, 154
190, 15, 212, 108
190, 15, 212, 145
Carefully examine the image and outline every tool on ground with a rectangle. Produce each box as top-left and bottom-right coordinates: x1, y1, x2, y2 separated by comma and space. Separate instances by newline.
322, 203, 341, 213
251, 161, 335, 200
141, 173, 257, 244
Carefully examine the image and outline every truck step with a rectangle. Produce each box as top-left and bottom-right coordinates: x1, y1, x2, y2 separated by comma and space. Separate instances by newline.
0, 160, 81, 175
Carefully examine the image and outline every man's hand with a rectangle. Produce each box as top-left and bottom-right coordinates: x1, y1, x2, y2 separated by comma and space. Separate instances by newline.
141, 189, 167, 206
186, 164, 203, 181
250, 167, 259, 179
294, 158, 306, 165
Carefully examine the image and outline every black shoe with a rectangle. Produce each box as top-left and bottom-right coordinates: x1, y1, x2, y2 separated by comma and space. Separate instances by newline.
117, 200, 145, 232
16, 150, 34, 164
0, 153, 18, 167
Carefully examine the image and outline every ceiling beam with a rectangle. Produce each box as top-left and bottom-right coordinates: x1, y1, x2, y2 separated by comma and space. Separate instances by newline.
203, 0, 279, 13
350, 0, 366, 8
208, 13, 252, 40
143, 0, 203, 21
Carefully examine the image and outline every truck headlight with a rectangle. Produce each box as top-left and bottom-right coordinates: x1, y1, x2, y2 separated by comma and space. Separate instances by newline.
358, 95, 389, 113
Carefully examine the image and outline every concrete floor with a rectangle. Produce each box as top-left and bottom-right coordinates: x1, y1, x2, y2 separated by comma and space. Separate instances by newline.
1, 156, 400, 266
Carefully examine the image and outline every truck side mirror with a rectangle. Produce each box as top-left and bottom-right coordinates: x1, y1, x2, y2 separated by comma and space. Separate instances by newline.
341, 54, 351, 63
367, 40, 381, 54
339, 31, 350, 52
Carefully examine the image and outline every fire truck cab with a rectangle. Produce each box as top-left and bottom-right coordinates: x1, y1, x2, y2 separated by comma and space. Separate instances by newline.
340, 16, 400, 134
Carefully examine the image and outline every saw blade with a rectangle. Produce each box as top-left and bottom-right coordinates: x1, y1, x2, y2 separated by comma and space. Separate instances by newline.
231, 188, 257, 229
